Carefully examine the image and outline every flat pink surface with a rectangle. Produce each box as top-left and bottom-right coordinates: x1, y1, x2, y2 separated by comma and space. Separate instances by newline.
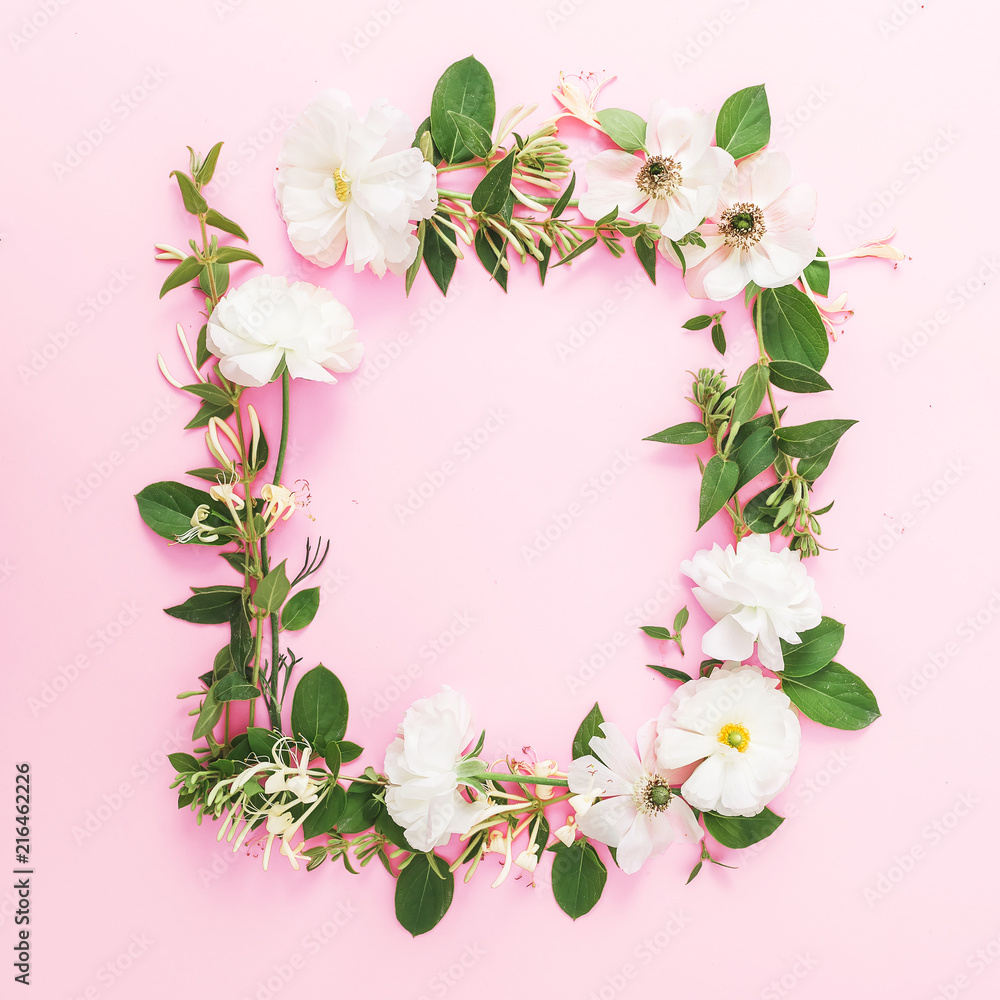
4, 1, 998, 997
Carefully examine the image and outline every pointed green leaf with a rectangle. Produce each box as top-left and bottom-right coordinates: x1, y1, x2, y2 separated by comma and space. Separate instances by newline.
711, 323, 726, 355
281, 587, 320, 632
214, 672, 260, 702
703, 807, 783, 849
768, 360, 832, 394
644, 421, 707, 445
254, 560, 290, 615
204, 208, 248, 241
170, 170, 208, 215
429, 56, 496, 164
214, 247, 262, 266
446, 110, 493, 159
471, 149, 516, 214
164, 590, 240, 624
550, 172, 577, 219
422, 221, 457, 295
395, 853, 455, 936
780, 617, 845, 677
698, 455, 739, 529
715, 85, 770, 159
775, 419, 857, 460
159, 256, 202, 298
595, 108, 648, 153
780, 662, 880, 730
549, 840, 607, 919
301, 785, 346, 841
734, 426, 778, 492
551, 236, 598, 267
759, 285, 829, 371
195, 142, 224, 185
647, 665, 693, 683
473, 228, 508, 290
572, 703, 604, 760
135, 481, 228, 544
682, 315, 713, 331
732, 363, 770, 425
803, 248, 830, 296
290, 665, 349, 744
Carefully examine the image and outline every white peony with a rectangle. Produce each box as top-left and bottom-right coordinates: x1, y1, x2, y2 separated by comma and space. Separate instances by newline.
578, 103, 734, 241
384, 687, 487, 853
671, 149, 817, 300
275, 90, 438, 277
681, 534, 822, 671
656, 663, 801, 817
205, 274, 362, 388
566, 720, 701, 874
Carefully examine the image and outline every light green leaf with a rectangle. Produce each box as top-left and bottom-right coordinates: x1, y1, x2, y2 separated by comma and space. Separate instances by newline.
715, 85, 770, 159
253, 560, 290, 615
446, 110, 493, 159
572, 703, 604, 761
643, 421, 707, 445
595, 108, 647, 153
732, 362, 770, 425
281, 588, 320, 632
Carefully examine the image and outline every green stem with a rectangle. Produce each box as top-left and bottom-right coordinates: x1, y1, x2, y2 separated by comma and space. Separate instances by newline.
273, 370, 291, 483
436, 188, 473, 202
475, 771, 569, 788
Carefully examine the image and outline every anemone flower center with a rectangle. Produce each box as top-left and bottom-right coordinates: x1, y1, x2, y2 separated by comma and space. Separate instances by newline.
634, 774, 673, 815
635, 155, 682, 199
719, 202, 766, 250
333, 167, 352, 202
718, 723, 751, 753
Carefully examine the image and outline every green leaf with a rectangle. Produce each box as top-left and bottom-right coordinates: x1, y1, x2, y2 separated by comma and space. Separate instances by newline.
135, 481, 227, 544
759, 285, 829, 371
780, 662, 881, 730
170, 170, 208, 215
336, 781, 381, 834
159, 256, 202, 298
682, 315, 713, 331
446, 110, 493, 159
728, 408, 782, 453
797, 444, 838, 483
734, 426, 778, 493
324, 739, 342, 781
775, 419, 857, 460
168, 753, 202, 773
229, 600, 252, 671
164, 590, 240, 624
192, 688, 223, 740
715, 85, 770, 159
537, 240, 552, 285
213, 672, 260, 702
411, 117, 441, 163
429, 56, 496, 164
281, 588, 320, 631
641, 626, 674, 641
254, 559, 290, 615
572, 703, 604, 760
647, 665, 693, 683
196, 324, 211, 368
198, 262, 229, 297
204, 208, 248, 241
635, 235, 656, 284
550, 172, 576, 219
732, 363, 770, 425
184, 398, 234, 430
471, 149, 516, 214
375, 808, 412, 850
290, 665, 349, 744
698, 455, 739, 529
219, 549, 247, 574
803, 248, 829, 296
644, 421, 707, 445
405, 220, 426, 297
395, 853, 455, 936
703, 808, 783, 849
768, 360, 832, 394
744, 280, 762, 307
195, 142, 224, 185
338, 741, 364, 763
181, 382, 231, 407
214, 247, 263, 266
422, 221, 457, 295
301, 785, 346, 841
711, 323, 726, 355
595, 108, 647, 153
552, 235, 598, 268
473, 228, 508, 291
780, 617, 845, 677
549, 840, 607, 919
211, 643, 235, 682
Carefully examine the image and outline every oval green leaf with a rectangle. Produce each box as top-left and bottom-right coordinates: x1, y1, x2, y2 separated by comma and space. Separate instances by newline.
549, 840, 607, 919
715, 85, 770, 159
290, 664, 349, 745
781, 662, 880, 730
698, 455, 739, 529
759, 285, 829, 371
430, 56, 496, 164
395, 853, 455, 936
281, 587, 321, 632
780, 617, 845, 676
703, 807, 783, 849
768, 360, 832, 394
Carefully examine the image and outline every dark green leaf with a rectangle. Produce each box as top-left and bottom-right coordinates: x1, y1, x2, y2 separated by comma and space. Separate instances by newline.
195, 142, 224, 186
229, 600, 252, 672
214, 247, 263, 266
429, 56, 496, 164
213, 672, 260, 702
743, 485, 785, 533
473, 228, 508, 291
711, 323, 726, 355
196, 324, 211, 368
572, 703, 604, 760
768, 360, 832, 394
411, 117, 441, 163
186, 467, 223, 483
169, 753, 202, 773
641, 626, 674, 641
324, 739, 342, 781
550, 172, 576, 218
647, 665, 693, 683
181, 382, 231, 406
797, 444, 838, 482
734, 426, 778, 492
537, 240, 552, 285
338, 741, 364, 763
281, 587, 320, 631
254, 559, 290, 615
220, 549, 247, 575
698, 456, 739, 529
595, 108, 647, 153
422, 222, 457, 295
301, 785, 346, 841
775, 419, 857, 460
135, 481, 227, 544
404, 220, 426, 297
165, 590, 240, 624
635, 235, 656, 284
336, 781, 381, 834
170, 170, 208, 215
471, 149, 516, 214
759, 285, 829, 371
204, 207, 248, 241
643, 421, 707, 445
780, 617, 845, 677
803, 248, 829, 296
682, 315, 713, 331
159, 256, 202, 298
184, 398, 233, 430
375, 808, 411, 850
732, 363, 770, 425
192, 688, 223, 740
290, 665, 349, 744
549, 840, 607, 919
780, 662, 881, 730
686, 860, 704, 884
704, 808, 783, 848
715, 85, 770, 159
446, 110, 493, 159
395, 853, 455, 936
551, 235, 598, 267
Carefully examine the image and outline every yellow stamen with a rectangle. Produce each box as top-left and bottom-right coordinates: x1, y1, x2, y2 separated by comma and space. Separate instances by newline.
333, 167, 351, 202
718, 723, 750, 753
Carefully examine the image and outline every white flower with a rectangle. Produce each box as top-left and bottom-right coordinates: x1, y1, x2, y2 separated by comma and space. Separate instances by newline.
566, 721, 701, 874
578, 102, 734, 242
656, 663, 800, 817
681, 534, 822, 671
384, 687, 488, 853
206, 275, 362, 389
674, 150, 817, 300
275, 90, 438, 276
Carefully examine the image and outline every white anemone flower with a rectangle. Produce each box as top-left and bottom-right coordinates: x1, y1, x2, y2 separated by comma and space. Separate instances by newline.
206, 274, 362, 389
275, 90, 438, 276
673, 149, 817, 300
681, 534, 822, 671
384, 687, 490, 852
656, 663, 801, 817
566, 721, 701, 874
578, 103, 734, 241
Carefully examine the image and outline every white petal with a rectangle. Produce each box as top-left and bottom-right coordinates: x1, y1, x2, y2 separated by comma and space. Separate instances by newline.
702, 614, 756, 662
575, 795, 636, 848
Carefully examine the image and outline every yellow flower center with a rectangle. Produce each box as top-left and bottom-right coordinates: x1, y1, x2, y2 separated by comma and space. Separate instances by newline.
718, 723, 750, 753
333, 167, 352, 202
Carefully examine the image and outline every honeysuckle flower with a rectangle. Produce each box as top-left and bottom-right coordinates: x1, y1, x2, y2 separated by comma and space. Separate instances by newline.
209, 480, 245, 520
551, 70, 615, 128
174, 503, 219, 544
567, 721, 702, 874
206, 416, 240, 472
579, 103, 734, 242
656, 663, 801, 817
261, 483, 300, 524
554, 816, 579, 846
206, 274, 362, 389
514, 845, 539, 872
529, 759, 561, 800
681, 534, 822, 671
675, 150, 817, 301
821, 230, 905, 262
384, 687, 491, 852
275, 90, 438, 276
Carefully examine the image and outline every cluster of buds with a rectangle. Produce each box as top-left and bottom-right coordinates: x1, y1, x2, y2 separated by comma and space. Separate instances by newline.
762, 476, 824, 557
690, 368, 735, 445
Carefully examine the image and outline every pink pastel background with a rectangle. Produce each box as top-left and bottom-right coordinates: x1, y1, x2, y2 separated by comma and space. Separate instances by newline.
3, 0, 998, 997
